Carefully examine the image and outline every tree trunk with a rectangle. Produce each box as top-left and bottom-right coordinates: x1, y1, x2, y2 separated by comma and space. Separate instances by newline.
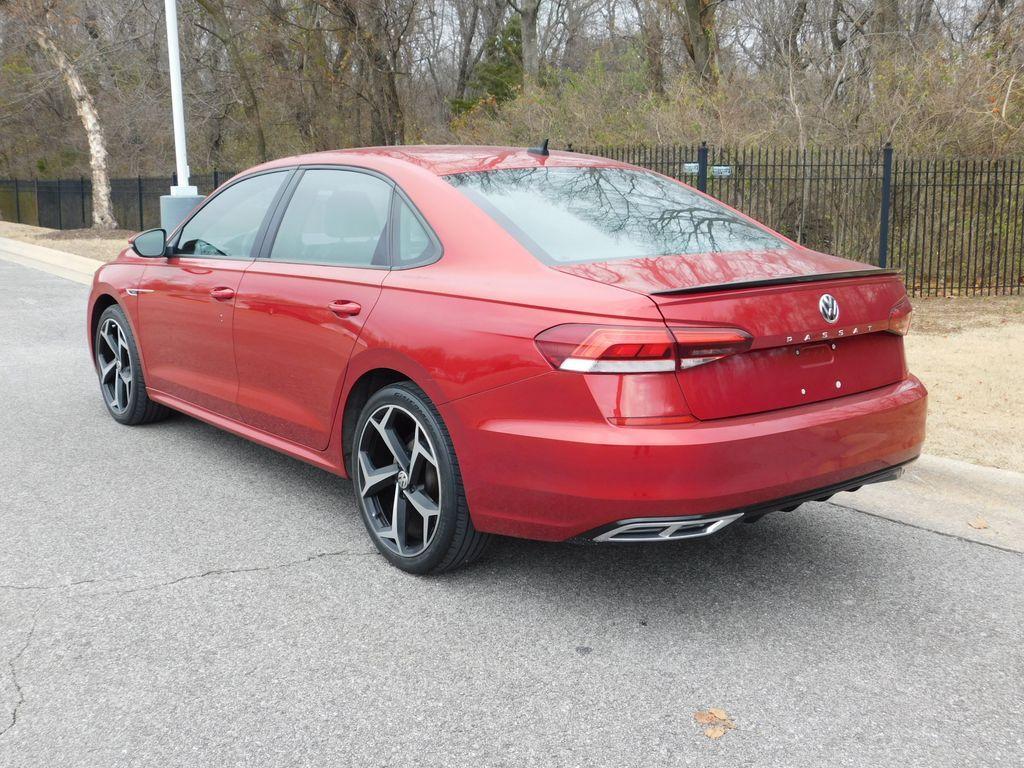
787, 0, 808, 64
329, 0, 405, 145
33, 28, 117, 229
455, 2, 481, 100
373, 11, 405, 144
828, 0, 845, 54
196, 0, 269, 162
368, 51, 405, 145
516, 0, 541, 87
679, 0, 719, 87
646, 24, 666, 96
636, 0, 665, 95
870, 0, 901, 94
910, 0, 933, 38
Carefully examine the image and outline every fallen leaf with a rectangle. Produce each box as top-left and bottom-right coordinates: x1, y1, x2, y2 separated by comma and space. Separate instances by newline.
695, 708, 736, 738
968, 516, 989, 530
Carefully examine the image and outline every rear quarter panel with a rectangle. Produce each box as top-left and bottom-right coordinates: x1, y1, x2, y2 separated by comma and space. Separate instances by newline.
346, 162, 667, 405
358, 264, 665, 407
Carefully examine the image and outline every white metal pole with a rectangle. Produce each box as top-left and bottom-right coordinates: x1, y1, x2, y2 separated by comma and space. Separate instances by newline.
164, 0, 195, 196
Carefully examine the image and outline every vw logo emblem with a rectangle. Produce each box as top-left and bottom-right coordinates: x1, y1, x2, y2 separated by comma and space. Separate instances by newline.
819, 290, 835, 321
819, 294, 840, 324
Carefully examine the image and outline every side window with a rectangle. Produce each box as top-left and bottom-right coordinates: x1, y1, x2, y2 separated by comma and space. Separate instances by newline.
176, 171, 286, 258
394, 196, 439, 267
270, 169, 392, 267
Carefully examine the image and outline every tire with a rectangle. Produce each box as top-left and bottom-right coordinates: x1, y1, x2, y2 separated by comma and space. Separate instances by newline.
94, 304, 170, 426
352, 382, 490, 574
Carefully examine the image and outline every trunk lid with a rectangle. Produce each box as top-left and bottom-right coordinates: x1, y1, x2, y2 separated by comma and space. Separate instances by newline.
556, 249, 909, 420
552, 246, 878, 295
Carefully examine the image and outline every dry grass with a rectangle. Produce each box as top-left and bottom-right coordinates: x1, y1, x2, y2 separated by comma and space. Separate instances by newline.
0, 221, 129, 262
907, 295, 1024, 472
910, 294, 1024, 334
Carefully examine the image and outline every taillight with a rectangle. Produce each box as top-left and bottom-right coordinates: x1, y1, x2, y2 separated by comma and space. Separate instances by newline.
535, 325, 677, 373
671, 327, 753, 369
888, 297, 913, 336
535, 324, 752, 373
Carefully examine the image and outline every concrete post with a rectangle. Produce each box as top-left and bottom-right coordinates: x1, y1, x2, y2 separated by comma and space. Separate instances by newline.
160, 0, 203, 232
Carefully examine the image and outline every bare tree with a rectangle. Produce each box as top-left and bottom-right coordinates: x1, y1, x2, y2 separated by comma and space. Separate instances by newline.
2, 1, 117, 227
662, 0, 720, 86
194, 0, 269, 162
2, 0, 1023, 186
633, 0, 667, 94
508, 0, 542, 84
325, 0, 415, 145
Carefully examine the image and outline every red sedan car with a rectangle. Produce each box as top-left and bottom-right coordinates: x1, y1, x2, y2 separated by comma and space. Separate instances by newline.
88, 146, 927, 573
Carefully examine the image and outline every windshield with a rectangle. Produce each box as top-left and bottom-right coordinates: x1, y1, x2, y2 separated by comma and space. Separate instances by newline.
445, 166, 787, 265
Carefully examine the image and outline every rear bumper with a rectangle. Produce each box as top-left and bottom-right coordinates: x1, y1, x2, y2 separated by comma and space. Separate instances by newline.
583, 462, 908, 543
442, 374, 927, 542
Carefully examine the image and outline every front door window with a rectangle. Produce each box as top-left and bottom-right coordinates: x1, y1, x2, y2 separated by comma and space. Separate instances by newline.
177, 172, 287, 258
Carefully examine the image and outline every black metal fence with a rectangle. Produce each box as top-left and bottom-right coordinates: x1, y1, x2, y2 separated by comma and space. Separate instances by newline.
578, 144, 1023, 297
3, 146, 1023, 297
0, 172, 235, 233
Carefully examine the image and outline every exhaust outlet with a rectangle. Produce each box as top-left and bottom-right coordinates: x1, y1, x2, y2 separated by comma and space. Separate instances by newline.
593, 512, 744, 543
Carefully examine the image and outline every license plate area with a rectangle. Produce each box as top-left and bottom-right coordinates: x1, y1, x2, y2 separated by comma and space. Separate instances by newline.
678, 333, 906, 420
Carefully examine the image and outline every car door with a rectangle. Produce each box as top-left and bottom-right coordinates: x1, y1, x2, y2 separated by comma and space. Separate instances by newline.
136, 170, 291, 419
232, 168, 394, 450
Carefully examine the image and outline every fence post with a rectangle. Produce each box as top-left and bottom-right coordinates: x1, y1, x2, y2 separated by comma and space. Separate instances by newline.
56, 178, 63, 230
137, 176, 144, 230
696, 142, 709, 193
213, 169, 220, 189
80, 175, 87, 227
13, 178, 20, 223
34, 178, 39, 227
878, 142, 894, 268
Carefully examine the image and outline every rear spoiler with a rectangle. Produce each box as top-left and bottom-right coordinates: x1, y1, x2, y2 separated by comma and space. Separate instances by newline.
651, 269, 901, 297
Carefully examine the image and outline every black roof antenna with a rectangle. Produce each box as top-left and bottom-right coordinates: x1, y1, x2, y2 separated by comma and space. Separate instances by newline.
527, 138, 549, 157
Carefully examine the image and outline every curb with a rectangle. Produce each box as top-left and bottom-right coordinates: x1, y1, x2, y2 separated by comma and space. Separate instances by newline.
0, 235, 105, 285
834, 454, 1024, 552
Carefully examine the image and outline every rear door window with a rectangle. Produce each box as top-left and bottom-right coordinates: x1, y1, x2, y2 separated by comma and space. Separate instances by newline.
393, 196, 440, 267
269, 169, 393, 267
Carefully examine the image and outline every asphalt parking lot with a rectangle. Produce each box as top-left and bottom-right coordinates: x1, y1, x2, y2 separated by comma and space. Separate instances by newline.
1, 258, 1021, 767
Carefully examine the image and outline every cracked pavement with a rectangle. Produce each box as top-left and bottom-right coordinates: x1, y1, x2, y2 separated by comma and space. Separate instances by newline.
1, 258, 1022, 767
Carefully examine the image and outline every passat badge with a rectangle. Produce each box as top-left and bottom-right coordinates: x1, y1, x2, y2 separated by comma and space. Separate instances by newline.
819, 294, 839, 324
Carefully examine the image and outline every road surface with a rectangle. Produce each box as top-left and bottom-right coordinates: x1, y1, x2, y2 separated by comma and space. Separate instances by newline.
1, 258, 1021, 767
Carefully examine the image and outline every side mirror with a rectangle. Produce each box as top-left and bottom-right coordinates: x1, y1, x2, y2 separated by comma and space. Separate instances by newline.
131, 228, 168, 258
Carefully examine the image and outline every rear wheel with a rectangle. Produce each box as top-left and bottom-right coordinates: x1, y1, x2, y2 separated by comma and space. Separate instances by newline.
353, 383, 490, 574
94, 305, 170, 425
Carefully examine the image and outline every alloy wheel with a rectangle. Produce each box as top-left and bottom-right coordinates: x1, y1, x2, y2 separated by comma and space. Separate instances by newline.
96, 317, 133, 414
356, 404, 442, 557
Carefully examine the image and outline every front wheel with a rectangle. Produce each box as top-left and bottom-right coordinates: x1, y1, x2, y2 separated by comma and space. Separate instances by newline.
94, 305, 170, 425
353, 383, 490, 574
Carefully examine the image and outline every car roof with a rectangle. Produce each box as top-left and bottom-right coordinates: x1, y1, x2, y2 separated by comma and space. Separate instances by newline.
249, 145, 625, 177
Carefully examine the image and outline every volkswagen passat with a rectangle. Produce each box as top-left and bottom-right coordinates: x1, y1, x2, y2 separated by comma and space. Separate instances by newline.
88, 146, 927, 573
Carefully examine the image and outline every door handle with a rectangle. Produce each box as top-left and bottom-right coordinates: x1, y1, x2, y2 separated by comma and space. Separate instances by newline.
210, 286, 235, 301
328, 300, 362, 317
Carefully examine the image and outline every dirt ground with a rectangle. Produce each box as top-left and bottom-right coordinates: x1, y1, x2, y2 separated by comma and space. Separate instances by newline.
0, 221, 130, 262
906, 295, 1024, 472
1, 220, 1021, 471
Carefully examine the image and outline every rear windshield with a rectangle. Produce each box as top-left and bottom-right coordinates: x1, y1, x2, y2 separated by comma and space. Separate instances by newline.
445, 166, 787, 264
